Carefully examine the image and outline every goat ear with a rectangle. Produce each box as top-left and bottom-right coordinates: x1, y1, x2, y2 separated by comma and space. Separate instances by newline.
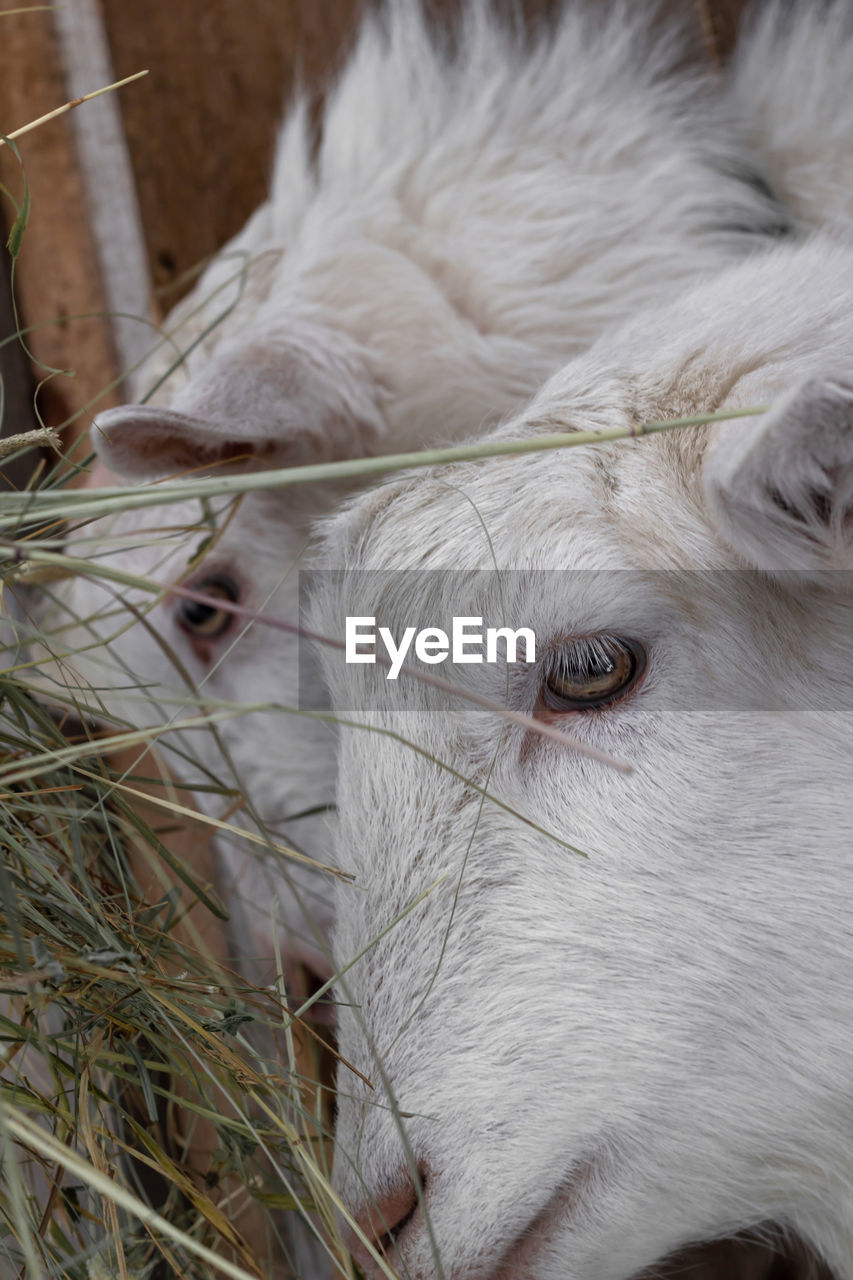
92, 334, 385, 480
702, 373, 853, 572
91, 405, 287, 479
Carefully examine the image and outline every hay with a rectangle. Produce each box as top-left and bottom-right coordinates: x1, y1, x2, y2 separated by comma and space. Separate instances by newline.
0, 571, 347, 1278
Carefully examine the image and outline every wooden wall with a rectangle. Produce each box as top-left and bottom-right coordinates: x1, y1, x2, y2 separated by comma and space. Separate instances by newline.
0, 5, 121, 445
0, 0, 750, 461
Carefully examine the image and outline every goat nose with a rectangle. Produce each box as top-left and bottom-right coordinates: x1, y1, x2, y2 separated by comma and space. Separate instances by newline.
346, 1172, 421, 1277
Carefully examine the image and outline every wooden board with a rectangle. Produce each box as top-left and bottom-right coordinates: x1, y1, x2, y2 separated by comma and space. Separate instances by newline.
100, 0, 370, 300
0, 6, 122, 439
699, 0, 752, 62
0, 238, 38, 489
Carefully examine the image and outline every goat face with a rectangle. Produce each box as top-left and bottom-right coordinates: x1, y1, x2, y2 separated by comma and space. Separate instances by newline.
312, 236, 853, 1279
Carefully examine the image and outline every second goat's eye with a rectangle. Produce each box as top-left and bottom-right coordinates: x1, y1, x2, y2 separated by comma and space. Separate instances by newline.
178, 576, 240, 640
542, 636, 645, 711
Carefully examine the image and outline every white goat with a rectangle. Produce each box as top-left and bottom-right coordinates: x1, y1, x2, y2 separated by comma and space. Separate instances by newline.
310, 198, 853, 1280
30, 0, 789, 986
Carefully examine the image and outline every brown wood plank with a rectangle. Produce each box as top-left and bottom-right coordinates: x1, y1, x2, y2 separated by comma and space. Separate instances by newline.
0, 224, 39, 490
100, 0, 369, 302
0, 7, 122, 441
698, 0, 753, 63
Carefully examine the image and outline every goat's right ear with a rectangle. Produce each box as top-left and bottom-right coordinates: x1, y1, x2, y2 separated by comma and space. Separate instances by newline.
91, 405, 294, 481
702, 372, 853, 573
92, 331, 387, 481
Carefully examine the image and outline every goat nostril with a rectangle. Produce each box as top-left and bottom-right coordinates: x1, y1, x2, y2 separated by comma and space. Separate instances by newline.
371, 1181, 418, 1251
349, 1168, 424, 1271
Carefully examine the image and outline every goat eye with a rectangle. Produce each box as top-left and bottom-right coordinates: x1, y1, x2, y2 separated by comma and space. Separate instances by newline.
542, 636, 645, 711
178, 576, 239, 639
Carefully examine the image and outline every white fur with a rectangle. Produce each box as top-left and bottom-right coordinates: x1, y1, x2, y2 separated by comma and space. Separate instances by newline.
727, 0, 853, 235
35, 0, 793, 985
313, 232, 853, 1277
